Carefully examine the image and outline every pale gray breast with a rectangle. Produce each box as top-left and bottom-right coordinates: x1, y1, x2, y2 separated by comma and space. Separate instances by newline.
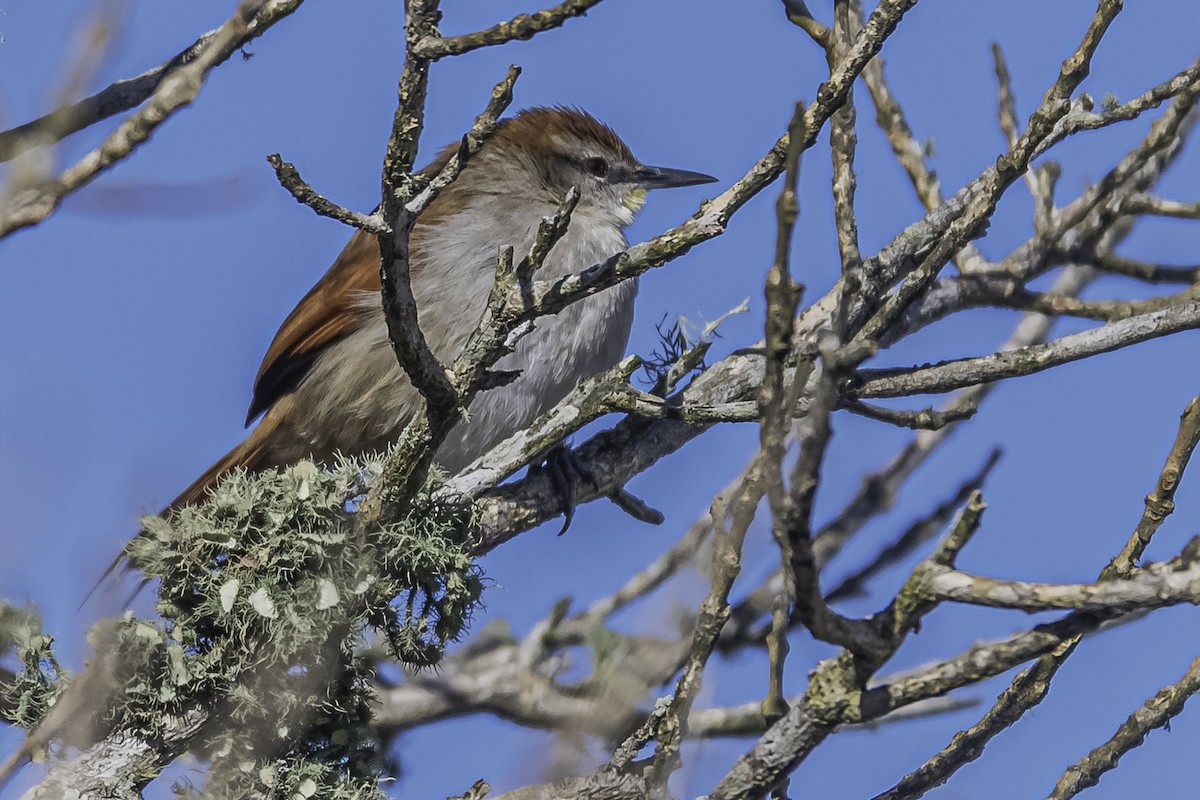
435, 203, 636, 471
288, 200, 636, 473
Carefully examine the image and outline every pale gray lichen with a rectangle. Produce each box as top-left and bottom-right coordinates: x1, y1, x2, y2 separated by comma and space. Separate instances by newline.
66, 454, 482, 797
0, 603, 64, 731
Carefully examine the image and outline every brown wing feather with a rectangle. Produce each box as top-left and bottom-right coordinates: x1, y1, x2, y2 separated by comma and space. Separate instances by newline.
245, 146, 462, 426
245, 229, 380, 425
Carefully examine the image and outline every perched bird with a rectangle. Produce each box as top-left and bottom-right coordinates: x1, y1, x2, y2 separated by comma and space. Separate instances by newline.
172, 107, 717, 508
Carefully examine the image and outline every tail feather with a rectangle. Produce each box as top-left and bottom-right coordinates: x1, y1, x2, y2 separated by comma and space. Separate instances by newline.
82, 405, 288, 609
166, 421, 276, 510
168, 398, 292, 510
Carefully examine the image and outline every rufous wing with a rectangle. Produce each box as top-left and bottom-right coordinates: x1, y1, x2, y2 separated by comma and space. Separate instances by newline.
244, 144, 460, 426
245, 229, 381, 425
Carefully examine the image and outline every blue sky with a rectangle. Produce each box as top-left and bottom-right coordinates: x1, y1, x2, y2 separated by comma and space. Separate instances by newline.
2, 1, 1200, 797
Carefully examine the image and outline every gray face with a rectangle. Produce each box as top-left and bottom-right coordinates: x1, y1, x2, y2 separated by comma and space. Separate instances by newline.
541, 137, 644, 226
545, 135, 718, 227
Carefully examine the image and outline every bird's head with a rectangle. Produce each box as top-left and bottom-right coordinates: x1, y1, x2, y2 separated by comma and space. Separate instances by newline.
468, 106, 718, 228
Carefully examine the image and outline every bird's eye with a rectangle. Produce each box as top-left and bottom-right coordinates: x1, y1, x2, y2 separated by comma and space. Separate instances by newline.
584, 157, 609, 177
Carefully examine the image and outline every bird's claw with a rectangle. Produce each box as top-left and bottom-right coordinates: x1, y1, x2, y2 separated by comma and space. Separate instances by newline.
532, 444, 598, 535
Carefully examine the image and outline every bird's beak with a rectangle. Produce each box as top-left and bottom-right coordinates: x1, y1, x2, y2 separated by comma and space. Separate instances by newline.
631, 164, 719, 189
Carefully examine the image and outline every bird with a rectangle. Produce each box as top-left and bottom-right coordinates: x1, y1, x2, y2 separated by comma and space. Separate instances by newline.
170, 107, 717, 509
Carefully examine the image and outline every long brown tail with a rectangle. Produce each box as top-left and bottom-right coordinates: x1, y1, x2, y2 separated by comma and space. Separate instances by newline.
82, 405, 289, 609
167, 413, 280, 510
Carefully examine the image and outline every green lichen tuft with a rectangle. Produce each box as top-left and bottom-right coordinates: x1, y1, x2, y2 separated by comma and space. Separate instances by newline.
97, 453, 485, 791
0, 603, 64, 731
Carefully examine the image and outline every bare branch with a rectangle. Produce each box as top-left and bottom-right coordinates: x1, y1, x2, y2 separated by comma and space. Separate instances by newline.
924, 548, 1200, 613
825, 451, 999, 604
648, 494, 751, 789
689, 694, 979, 739
266, 153, 389, 234
1121, 192, 1200, 219
855, 299, 1200, 399
993, 43, 1021, 149
876, 394, 1200, 800
413, 0, 608, 59
1106, 395, 1200, 577
1087, 252, 1200, 284
1061, 56, 1200, 135
361, 57, 521, 522
0, 0, 281, 240
376, 56, 520, 419
855, 0, 1124, 344
1049, 655, 1200, 799
871, 640, 1075, 800
782, 0, 832, 47
842, 399, 977, 430
829, 0, 863, 280
0, 0, 305, 164
406, 66, 523, 218
504, 0, 921, 328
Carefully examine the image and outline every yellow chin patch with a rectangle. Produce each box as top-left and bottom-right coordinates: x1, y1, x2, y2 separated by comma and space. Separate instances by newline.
624, 187, 648, 213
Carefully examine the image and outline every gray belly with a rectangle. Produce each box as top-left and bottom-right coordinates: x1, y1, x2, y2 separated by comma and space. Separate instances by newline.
283, 208, 636, 474
435, 280, 636, 471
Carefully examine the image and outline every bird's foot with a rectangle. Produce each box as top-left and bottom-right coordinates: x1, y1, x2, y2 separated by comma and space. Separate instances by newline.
532, 445, 667, 534
533, 443, 598, 535
606, 486, 665, 526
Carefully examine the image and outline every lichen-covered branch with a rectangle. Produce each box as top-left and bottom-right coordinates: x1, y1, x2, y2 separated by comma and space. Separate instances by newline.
922, 550, 1200, 613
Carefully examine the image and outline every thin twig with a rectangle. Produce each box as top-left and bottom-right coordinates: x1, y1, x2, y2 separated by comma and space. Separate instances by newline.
825, 450, 1000, 603
924, 550, 1200, 613
842, 399, 978, 430
648, 494, 751, 790
855, 299, 1200, 399
782, 0, 832, 47
1121, 192, 1200, 219
0, 0, 305, 164
871, 638, 1076, 800
266, 154, 389, 234
1086, 252, 1200, 284
873, 397, 1200, 800
1048, 655, 1200, 799
414, 0, 607, 59
361, 58, 521, 524
0, 0, 278, 239
1106, 396, 1200, 577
